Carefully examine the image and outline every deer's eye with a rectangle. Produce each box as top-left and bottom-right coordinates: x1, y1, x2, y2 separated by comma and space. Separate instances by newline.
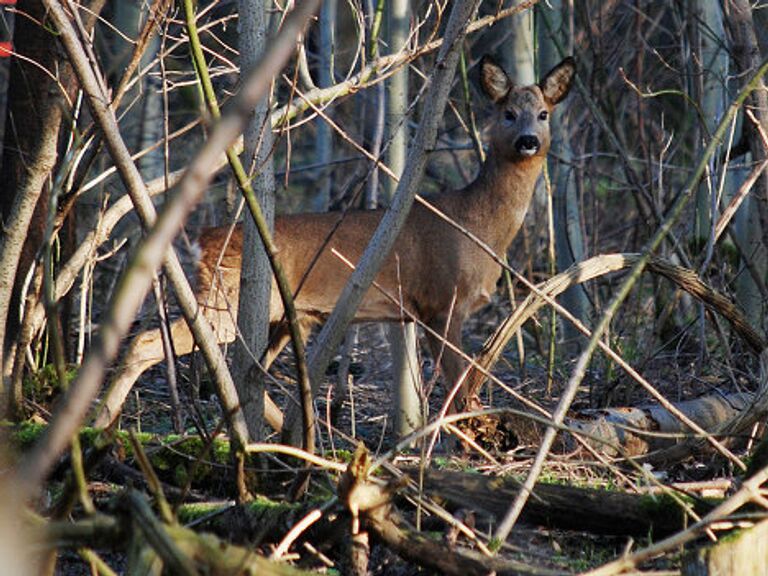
538, 110, 549, 121
504, 110, 517, 122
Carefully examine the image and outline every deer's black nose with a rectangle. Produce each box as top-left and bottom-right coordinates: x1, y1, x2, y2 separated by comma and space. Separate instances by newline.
515, 135, 540, 155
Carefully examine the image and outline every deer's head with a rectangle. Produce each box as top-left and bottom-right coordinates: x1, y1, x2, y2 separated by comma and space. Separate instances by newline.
480, 56, 576, 161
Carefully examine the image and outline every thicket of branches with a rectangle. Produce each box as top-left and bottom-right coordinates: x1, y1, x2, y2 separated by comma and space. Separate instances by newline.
0, 0, 768, 574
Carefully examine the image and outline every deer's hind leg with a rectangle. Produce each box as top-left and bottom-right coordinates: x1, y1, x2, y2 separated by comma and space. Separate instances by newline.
265, 315, 317, 369
260, 315, 318, 432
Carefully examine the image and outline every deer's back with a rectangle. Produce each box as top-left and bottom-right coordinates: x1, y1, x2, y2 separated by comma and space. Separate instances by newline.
195, 198, 503, 326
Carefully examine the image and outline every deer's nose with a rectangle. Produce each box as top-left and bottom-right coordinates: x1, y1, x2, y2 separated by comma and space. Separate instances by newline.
515, 135, 540, 155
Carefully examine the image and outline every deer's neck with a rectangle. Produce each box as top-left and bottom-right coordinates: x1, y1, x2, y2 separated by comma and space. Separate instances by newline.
463, 152, 545, 253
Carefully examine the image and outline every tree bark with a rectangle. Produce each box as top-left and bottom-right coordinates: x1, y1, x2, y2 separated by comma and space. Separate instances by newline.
539, 1, 590, 348
414, 468, 715, 539
232, 0, 276, 441
311, 0, 335, 212
683, 517, 768, 576
721, 0, 768, 264
0, 0, 105, 411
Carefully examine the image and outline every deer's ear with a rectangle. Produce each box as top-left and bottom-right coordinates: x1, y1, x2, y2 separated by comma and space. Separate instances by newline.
480, 55, 511, 103
540, 57, 576, 105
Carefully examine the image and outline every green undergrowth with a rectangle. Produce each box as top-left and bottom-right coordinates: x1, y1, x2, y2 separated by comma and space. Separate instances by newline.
8, 421, 254, 493
8, 421, 361, 497
22, 363, 78, 405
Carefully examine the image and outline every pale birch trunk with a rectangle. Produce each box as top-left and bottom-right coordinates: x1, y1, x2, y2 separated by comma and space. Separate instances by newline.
385, 0, 422, 438
312, 0, 336, 212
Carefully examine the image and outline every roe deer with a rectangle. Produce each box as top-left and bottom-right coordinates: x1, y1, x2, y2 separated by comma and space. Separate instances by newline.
95, 55, 576, 432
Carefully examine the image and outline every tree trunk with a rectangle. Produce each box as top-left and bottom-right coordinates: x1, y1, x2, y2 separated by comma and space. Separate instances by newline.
721, 0, 768, 272
0, 0, 105, 413
311, 0, 335, 212
539, 0, 590, 349
683, 517, 768, 576
136, 2, 183, 433
716, 1, 768, 334
232, 0, 276, 441
502, 0, 536, 207
385, 0, 422, 439
502, 0, 535, 85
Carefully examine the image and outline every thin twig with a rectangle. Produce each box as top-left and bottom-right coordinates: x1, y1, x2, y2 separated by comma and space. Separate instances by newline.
271, 508, 323, 560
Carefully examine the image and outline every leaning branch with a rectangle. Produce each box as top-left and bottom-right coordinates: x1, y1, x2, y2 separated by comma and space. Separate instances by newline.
280, 0, 483, 444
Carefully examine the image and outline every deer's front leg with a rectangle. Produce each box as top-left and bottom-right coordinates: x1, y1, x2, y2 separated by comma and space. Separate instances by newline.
426, 314, 473, 413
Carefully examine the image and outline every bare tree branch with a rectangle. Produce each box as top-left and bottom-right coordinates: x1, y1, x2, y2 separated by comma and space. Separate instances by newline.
14, 0, 320, 498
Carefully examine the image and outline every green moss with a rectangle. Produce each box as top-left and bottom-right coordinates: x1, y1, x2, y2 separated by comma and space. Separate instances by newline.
717, 526, 747, 545
327, 449, 354, 463
537, 473, 616, 492
22, 364, 78, 405
12, 420, 47, 449
211, 438, 232, 462
177, 501, 230, 524
249, 494, 300, 512
9, 422, 339, 495
177, 495, 301, 526
173, 463, 190, 486
555, 543, 617, 572
7, 422, 234, 489
432, 456, 450, 468
637, 491, 702, 532
638, 491, 695, 510
430, 456, 479, 473
719, 240, 740, 267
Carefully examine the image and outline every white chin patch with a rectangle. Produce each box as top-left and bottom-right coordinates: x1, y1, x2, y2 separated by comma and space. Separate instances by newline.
519, 148, 538, 157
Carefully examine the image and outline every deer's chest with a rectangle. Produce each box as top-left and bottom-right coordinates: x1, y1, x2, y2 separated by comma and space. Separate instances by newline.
458, 255, 503, 315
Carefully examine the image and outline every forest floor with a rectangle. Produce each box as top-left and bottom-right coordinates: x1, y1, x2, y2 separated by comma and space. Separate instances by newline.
67, 288, 752, 575
38, 226, 758, 574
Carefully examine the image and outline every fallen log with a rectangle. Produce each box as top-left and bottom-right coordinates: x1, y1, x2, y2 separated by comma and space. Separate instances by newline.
411, 468, 715, 538
569, 392, 754, 457
338, 445, 562, 576
466, 392, 755, 459
368, 512, 566, 576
